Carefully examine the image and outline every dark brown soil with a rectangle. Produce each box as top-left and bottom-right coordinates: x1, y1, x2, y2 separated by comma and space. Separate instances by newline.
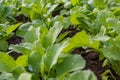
9, 52, 22, 60
72, 48, 108, 80
7, 35, 22, 45
15, 14, 31, 23
7, 34, 23, 59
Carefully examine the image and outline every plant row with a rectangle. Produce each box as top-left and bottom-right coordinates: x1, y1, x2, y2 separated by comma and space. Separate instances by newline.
0, 0, 120, 80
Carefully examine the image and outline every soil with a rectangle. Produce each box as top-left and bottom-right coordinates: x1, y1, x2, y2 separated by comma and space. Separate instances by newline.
72, 48, 110, 80
15, 14, 31, 23
7, 34, 23, 60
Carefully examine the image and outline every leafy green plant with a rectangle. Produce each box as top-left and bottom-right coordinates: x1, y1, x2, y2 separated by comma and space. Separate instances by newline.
0, 22, 21, 51
4, 21, 97, 80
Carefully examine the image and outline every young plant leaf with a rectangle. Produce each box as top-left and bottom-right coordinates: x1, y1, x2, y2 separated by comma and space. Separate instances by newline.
63, 30, 90, 52
18, 72, 32, 80
0, 52, 16, 72
6, 23, 22, 35
103, 46, 120, 60
28, 51, 42, 75
56, 55, 85, 77
0, 40, 8, 51
44, 42, 68, 71
24, 27, 40, 43
68, 70, 97, 80
15, 55, 28, 67
42, 22, 63, 48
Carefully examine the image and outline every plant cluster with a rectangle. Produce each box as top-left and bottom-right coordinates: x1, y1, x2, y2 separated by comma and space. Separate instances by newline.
0, 0, 120, 80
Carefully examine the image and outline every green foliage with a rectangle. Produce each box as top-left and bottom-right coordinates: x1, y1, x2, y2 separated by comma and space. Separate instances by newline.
1, 0, 120, 80
68, 70, 97, 80
7, 22, 97, 80
0, 52, 16, 72
63, 30, 99, 52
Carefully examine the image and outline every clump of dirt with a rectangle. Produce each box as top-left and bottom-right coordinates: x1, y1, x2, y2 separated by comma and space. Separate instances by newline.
15, 14, 31, 23
7, 34, 23, 60
9, 52, 22, 60
7, 35, 22, 45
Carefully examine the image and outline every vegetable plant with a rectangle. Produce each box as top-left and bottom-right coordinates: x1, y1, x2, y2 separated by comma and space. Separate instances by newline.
0, 21, 97, 80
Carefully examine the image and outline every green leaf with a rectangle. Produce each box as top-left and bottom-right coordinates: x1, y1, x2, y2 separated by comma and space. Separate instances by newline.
94, 0, 105, 9
0, 40, 8, 51
56, 55, 85, 77
63, 30, 90, 52
28, 51, 42, 75
12, 66, 26, 80
71, 0, 80, 6
70, 14, 81, 25
68, 70, 97, 80
56, 32, 69, 42
6, 23, 22, 35
44, 42, 68, 71
16, 22, 32, 37
97, 10, 114, 26
18, 73, 32, 80
103, 46, 120, 60
9, 43, 31, 55
15, 55, 28, 67
32, 40, 45, 56
0, 52, 16, 72
24, 27, 40, 43
42, 22, 63, 48
93, 26, 110, 41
